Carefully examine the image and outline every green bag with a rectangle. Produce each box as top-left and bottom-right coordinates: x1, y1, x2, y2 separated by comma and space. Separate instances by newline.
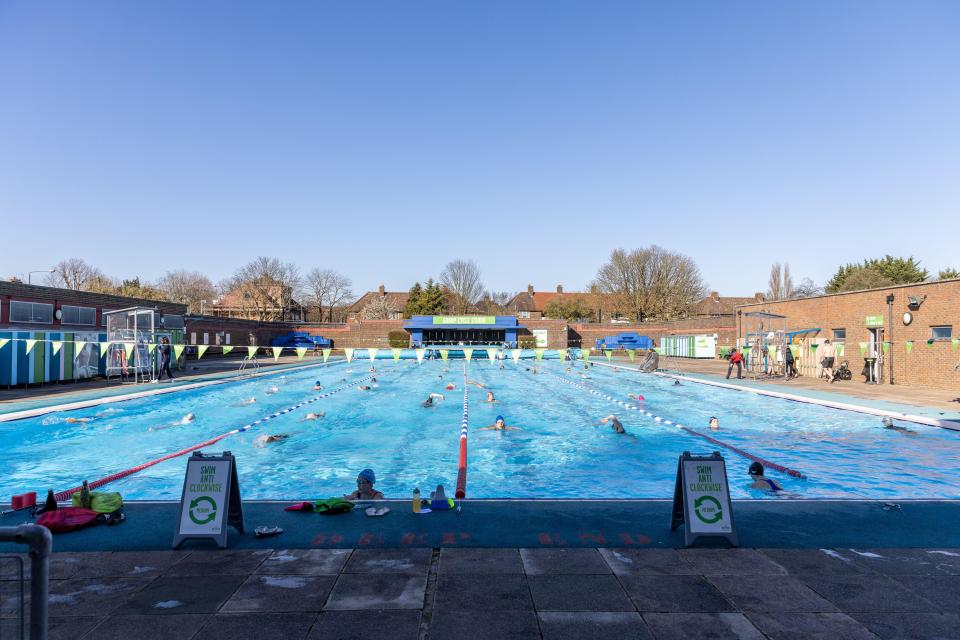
71, 491, 123, 514
314, 498, 355, 515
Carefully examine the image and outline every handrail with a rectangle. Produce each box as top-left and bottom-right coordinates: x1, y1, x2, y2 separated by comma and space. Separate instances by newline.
0, 524, 52, 640
238, 356, 260, 377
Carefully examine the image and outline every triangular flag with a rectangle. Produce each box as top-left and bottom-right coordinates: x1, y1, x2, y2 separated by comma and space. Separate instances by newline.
581, 348, 590, 361
51, 341, 63, 356
24, 339, 38, 354
511, 349, 522, 363
858, 342, 868, 356
173, 345, 185, 361
367, 348, 379, 362
534, 349, 544, 362
882, 342, 890, 354
99, 342, 112, 357
124, 342, 134, 360
74, 340, 87, 354
0, 338, 8, 350
272, 346, 283, 361
952, 338, 959, 350
344, 348, 354, 363
604, 350, 612, 361
221, 345, 233, 356
835, 343, 844, 356
905, 341, 913, 354
789, 345, 799, 357
247, 346, 258, 358
927, 338, 935, 347
810, 343, 818, 350
296, 347, 307, 361
626, 349, 635, 362
557, 348, 567, 362
197, 345, 210, 359
487, 348, 498, 361
322, 348, 331, 363
392, 348, 402, 362
439, 349, 448, 361
415, 348, 426, 364
463, 348, 473, 362
148, 343, 157, 354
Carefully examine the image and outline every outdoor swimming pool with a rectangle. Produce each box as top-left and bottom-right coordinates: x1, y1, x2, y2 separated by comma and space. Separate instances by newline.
2, 356, 958, 501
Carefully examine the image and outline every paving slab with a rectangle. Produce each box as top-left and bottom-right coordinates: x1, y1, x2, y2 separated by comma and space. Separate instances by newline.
429, 609, 540, 640
112, 574, 246, 615
51, 551, 188, 580
85, 613, 209, 640
195, 612, 318, 640
743, 612, 878, 640
307, 610, 421, 640
850, 611, 960, 640
801, 574, 938, 612
254, 549, 351, 575
600, 548, 699, 576
48, 577, 153, 617
520, 548, 611, 574
343, 549, 431, 574
0, 615, 103, 640
528, 574, 635, 612
679, 549, 788, 576
538, 611, 653, 640
324, 573, 426, 610
708, 576, 839, 613
641, 612, 766, 640
842, 548, 960, 575
620, 575, 734, 613
893, 575, 960, 610
757, 549, 871, 576
433, 573, 533, 612
438, 548, 523, 574
220, 574, 335, 612
162, 549, 272, 576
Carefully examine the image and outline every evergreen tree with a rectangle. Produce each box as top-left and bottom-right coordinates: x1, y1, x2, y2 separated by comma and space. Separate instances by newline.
826, 256, 928, 293
403, 282, 424, 317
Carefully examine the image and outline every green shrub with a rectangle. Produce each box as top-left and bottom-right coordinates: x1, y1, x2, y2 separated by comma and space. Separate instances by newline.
518, 337, 538, 349
388, 330, 410, 348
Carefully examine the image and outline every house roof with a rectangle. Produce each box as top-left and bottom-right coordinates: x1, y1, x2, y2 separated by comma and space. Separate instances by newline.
505, 290, 594, 312
347, 291, 410, 313
693, 294, 764, 316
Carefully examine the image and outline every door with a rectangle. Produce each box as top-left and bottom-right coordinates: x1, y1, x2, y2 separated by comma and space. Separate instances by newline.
868, 328, 884, 383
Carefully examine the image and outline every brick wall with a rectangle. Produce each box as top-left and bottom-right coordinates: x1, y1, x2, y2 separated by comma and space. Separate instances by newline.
570, 318, 737, 352
736, 279, 960, 391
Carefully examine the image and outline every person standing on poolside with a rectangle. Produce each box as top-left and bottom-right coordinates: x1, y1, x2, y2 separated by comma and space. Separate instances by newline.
157, 337, 174, 381
726, 348, 744, 380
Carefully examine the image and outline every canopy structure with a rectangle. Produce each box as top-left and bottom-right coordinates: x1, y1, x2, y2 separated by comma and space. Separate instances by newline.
403, 315, 526, 347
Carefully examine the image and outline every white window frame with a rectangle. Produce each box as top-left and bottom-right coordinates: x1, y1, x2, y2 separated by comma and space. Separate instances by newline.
931, 325, 952, 341
518, 311, 531, 319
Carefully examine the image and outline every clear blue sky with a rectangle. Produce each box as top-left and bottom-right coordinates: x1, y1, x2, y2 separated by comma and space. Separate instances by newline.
1, 1, 957, 297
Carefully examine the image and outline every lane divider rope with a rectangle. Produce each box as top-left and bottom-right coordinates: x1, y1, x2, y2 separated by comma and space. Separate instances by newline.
546, 370, 807, 479
52, 373, 375, 501
455, 362, 469, 499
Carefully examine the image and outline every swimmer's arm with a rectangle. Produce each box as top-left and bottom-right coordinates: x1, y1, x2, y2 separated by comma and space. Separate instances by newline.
343, 491, 361, 500
477, 426, 495, 431
506, 426, 523, 430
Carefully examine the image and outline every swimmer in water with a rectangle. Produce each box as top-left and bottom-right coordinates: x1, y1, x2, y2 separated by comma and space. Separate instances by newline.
304, 412, 325, 420
180, 413, 196, 424
65, 417, 93, 424
748, 462, 783, 491
149, 412, 195, 431
709, 417, 719, 431
882, 416, 917, 435
255, 433, 291, 447
467, 380, 486, 389
628, 394, 645, 402
313, 381, 323, 391
422, 393, 444, 407
445, 383, 455, 391
600, 415, 626, 434
357, 385, 372, 391
485, 391, 496, 403
265, 386, 280, 394
478, 415, 522, 431
237, 397, 257, 406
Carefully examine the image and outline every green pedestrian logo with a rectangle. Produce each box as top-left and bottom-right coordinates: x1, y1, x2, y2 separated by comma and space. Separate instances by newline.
189, 496, 217, 525
694, 496, 722, 524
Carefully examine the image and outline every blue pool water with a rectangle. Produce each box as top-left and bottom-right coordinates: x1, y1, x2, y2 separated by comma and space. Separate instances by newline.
2, 358, 958, 501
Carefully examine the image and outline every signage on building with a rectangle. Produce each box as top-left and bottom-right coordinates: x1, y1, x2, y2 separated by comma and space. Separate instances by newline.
173, 451, 244, 549
670, 451, 737, 547
865, 315, 884, 327
433, 316, 495, 325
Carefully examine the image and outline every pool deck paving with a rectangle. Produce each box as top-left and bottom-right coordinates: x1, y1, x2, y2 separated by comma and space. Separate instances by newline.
5, 545, 960, 639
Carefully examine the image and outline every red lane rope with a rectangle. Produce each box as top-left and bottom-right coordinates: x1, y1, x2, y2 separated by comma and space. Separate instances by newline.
455, 362, 469, 499
675, 425, 807, 479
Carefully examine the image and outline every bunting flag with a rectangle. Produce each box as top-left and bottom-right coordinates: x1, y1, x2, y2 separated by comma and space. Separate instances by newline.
439, 349, 448, 362
557, 348, 568, 362
99, 342, 112, 357
221, 345, 233, 356
197, 345, 210, 359
322, 348, 331, 363
173, 345, 185, 361
247, 346, 259, 358
344, 348, 354, 362
512, 349, 522, 363
415, 348, 426, 364
810, 343, 818, 350
534, 349, 544, 362
882, 342, 890, 354
858, 342, 868, 356
581, 348, 590, 361
926, 339, 935, 347
463, 348, 473, 362
626, 349, 635, 362
74, 340, 87, 354
604, 350, 612, 361
789, 345, 799, 357
487, 348, 498, 361
953, 338, 959, 351
392, 348, 402, 362
272, 347, 283, 361
148, 343, 157, 354
0, 338, 8, 350
743, 346, 751, 354
124, 342, 135, 360
835, 343, 844, 356
367, 348, 379, 362
25, 339, 38, 355
905, 340, 914, 354
296, 347, 307, 361
51, 341, 63, 356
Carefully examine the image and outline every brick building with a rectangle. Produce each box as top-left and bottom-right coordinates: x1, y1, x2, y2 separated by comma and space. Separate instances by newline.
210, 279, 305, 322
735, 279, 960, 391
347, 285, 409, 320
505, 285, 600, 320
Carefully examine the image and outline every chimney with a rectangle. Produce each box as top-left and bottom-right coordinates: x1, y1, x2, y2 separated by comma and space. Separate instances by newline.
556, 284, 563, 294
710, 291, 720, 301
377, 284, 385, 296
527, 284, 534, 294
754, 292, 765, 302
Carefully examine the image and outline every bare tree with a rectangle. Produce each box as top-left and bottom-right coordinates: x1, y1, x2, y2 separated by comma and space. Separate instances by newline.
360, 295, 392, 320
792, 277, 824, 299
440, 259, 484, 314
304, 268, 354, 322
592, 246, 707, 322
478, 290, 514, 314
766, 263, 795, 301
46, 258, 109, 290
156, 270, 217, 314
228, 257, 301, 322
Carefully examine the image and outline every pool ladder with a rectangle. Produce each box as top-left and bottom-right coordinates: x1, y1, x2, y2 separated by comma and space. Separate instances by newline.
238, 356, 260, 377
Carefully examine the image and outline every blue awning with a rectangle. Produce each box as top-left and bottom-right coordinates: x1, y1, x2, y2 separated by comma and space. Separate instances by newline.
785, 328, 821, 338
403, 323, 526, 330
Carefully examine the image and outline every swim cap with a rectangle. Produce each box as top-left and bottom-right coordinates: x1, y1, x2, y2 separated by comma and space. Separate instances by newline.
495, 415, 504, 422
315, 381, 321, 386
358, 468, 376, 484
748, 462, 764, 476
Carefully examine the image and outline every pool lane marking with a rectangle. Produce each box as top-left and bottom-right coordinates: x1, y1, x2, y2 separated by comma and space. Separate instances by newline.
456, 362, 469, 499
51, 373, 375, 501
545, 370, 807, 480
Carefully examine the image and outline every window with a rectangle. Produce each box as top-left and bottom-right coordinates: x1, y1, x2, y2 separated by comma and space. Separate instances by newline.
101, 309, 116, 326
518, 311, 531, 319
60, 305, 96, 326
162, 314, 184, 329
931, 326, 952, 341
10, 301, 53, 324
832, 328, 846, 342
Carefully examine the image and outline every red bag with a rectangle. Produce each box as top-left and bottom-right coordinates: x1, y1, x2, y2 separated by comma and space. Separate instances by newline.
37, 507, 102, 533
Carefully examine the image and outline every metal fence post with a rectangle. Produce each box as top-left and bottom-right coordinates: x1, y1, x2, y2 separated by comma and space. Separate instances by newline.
1, 524, 51, 640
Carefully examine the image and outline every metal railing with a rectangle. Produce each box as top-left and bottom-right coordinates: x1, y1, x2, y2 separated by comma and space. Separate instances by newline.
0, 525, 51, 640
237, 356, 260, 377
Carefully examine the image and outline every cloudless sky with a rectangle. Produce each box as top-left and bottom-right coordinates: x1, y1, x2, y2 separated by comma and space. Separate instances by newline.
1, 1, 957, 297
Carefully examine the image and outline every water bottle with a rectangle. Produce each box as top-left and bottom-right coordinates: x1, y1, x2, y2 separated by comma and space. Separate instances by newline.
44, 489, 58, 512
412, 488, 421, 513
80, 480, 91, 509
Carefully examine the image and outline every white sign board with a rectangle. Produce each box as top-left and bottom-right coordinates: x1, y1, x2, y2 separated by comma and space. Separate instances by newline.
671, 452, 737, 546
532, 329, 548, 348
173, 452, 244, 548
